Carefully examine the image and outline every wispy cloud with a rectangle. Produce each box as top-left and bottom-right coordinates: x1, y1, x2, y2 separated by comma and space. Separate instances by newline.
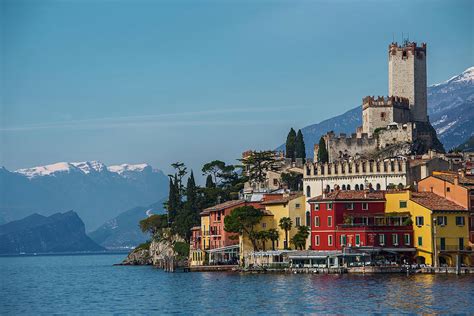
0, 106, 305, 132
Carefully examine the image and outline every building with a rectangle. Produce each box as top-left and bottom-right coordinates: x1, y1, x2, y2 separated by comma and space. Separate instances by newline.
189, 226, 204, 267
308, 191, 414, 262
418, 171, 474, 243
240, 194, 307, 265
385, 190, 471, 267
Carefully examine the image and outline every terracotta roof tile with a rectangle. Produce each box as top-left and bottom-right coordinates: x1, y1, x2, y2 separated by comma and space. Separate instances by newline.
308, 190, 385, 202
260, 193, 303, 205
202, 200, 245, 213
410, 192, 467, 211
432, 172, 474, 187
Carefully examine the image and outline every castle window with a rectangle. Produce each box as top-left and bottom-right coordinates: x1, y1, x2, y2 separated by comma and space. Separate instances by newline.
306, 186, 311, 198
342, 184, 346, 190
347, 184, 351, 190
376, 183, 381, 191
381, 112, 386, 121
355, 184, 359, 191
402, 51, 407, 58
360, 184, 364, 190
306, 166, 311, 176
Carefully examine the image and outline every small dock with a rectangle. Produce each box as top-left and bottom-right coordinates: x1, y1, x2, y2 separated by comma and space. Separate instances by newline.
189, 265, 238, 272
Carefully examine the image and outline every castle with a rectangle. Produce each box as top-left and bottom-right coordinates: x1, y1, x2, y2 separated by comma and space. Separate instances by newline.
322, 41, 444, 163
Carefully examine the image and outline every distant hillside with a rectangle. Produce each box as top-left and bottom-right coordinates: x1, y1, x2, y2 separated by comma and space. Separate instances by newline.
0, 161, 168, 230
455, 135, 474, 152
278, 67, 473, 156
89, 198, 166, 249
0, 211, 104, 254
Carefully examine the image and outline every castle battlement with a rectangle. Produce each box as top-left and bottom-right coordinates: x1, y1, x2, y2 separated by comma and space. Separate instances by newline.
362, 95, 410, 110
389, 41, 427, 56
305, 158, 408, 178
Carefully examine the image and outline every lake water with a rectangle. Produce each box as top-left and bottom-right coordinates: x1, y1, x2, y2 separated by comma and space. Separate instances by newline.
1, 253, 473, 314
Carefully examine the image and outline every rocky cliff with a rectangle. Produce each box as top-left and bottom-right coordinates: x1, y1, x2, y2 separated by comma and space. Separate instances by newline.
0, 211, 104, 254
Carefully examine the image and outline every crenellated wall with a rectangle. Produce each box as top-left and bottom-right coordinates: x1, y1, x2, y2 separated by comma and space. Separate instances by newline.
324, 132, 378, 162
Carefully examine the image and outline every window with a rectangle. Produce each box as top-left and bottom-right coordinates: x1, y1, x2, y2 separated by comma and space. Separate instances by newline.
399, 201, 407, 208
379, 234, 385, 245
440, 237, 446, 250
306, 186, 311, 198
327, 203, 333, 210
404, 234, 410, 245
340, 235, 347, 246
459, 238, 464, 250
314, 216, 320, 227
381, 112, 386, 121
328, 235, 333, 246
262, 222, 267, 229
418, 236, 423, 246
328, 216, 333, 227
376, 183, 381, 191
346, 203, 354, 210
315, 235, 320, 246
295, 203, 301, 209
273, 178, 278, 186
295, 217, 301, 227
392, 234, 399, 246
446, 187, 451, 192
355, 235, 360, 246
306, 211, 311, 226
456, 216, 465, 226
437, 216, 447, 226
362, 203, 368, 210
347, 184, 351, 190
415, 216, 424, 226
306, 166, 311, 176
314, 203, 319, 211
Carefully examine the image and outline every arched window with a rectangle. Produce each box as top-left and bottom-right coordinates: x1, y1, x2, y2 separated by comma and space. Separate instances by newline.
376, 183, 381, 191
355, 184, 359, 191
347, 184, 351, 190
360, 184, 364, 190
326, 185, 330, 193
306, 211, 311, 226
306, 185, 311, 198
342, 184, 346, 190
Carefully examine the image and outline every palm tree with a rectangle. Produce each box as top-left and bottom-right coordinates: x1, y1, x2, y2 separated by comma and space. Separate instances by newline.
279, 217, 293, 249
267, 228, 279, 251
257, 231, 269, 251
296, 226, 310, 249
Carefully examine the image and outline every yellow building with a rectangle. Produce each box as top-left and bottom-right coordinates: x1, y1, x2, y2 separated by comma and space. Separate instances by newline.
385, 190, 471, 266
240, 194, 307, 264
188, 210, 210, 267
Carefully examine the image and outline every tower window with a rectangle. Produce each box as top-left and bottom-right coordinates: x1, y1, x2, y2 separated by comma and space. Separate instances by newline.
381, 112, 386, 121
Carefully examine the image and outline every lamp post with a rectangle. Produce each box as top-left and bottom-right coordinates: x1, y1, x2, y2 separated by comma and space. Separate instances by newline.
433, 217, 438, 268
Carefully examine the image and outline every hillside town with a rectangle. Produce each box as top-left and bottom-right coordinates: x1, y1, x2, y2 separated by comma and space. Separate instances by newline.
185, 41, 474, 274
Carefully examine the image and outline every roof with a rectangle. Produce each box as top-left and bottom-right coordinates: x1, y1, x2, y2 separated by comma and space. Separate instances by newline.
202, 200, 245, 213
191, 226, 201, 231
431, 172, 474, 188
308, 190, 385, 203
260, 193, 303, 205
410, 192, 467, 211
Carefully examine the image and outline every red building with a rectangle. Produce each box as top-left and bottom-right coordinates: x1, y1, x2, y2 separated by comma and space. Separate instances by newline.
308, 191, 414, 254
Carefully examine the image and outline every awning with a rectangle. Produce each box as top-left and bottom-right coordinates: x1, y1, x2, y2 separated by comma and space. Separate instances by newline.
207, 245, 239, 253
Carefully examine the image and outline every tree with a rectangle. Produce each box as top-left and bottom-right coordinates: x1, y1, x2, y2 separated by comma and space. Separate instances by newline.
281, 171, 303, 191
205, 174, 215, 188
240, 151, 278, 185
173, 171, 200, 242
256, 230, 269, 251
139, 214, 169, 238
224, 206, 264, 251
167, 177, 178, 222
202, 160, 226, 185
279, 217, 293, 249
267, 228, 279, 251
295, 129, 306, 160
317, 137, 329, 163
291, 226, 310, 250
285, 128, 297, 160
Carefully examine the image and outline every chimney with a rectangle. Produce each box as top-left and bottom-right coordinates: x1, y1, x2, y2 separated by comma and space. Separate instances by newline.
454, 175, 459, 186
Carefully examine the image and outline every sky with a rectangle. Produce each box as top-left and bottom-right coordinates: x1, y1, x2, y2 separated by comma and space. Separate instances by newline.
1, 0, 473, 180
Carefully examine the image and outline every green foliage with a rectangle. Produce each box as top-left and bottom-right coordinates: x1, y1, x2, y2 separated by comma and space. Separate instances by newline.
317, 137, 329, 163
173, 241, 190, 259
240, 150, 277, 185
285, 128, 297, 160
224, 206, 264, 251
267, 228, 279, 251
139, 214, 169, 238
255, 230, 270, 251
279, 217, 293, 249
295, 129, 306, 160
291, 226, 310, 250
205, 174, 215, 188
281, 171, 303, 191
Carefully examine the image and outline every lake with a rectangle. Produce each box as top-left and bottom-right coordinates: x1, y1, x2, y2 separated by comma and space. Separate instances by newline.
1, 253, 473, 314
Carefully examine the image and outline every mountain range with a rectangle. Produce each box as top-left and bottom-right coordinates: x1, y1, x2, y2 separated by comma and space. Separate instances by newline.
89, 198, 166, 249
0, 211, 104, 254
279, 66, 474, 156
0, 161, 168, 231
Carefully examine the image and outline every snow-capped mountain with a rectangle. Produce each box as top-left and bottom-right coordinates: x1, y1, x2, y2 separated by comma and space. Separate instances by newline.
279, 66, 474, 156
0, 161, 168, 231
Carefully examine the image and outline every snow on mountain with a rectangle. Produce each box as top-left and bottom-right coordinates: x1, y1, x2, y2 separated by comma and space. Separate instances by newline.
15, 161, 153, 179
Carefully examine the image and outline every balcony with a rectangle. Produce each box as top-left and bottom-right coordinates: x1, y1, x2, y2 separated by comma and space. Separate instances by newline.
339, 216, 412, 229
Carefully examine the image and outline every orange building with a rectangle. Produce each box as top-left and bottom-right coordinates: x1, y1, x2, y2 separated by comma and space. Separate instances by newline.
418, 171, 474, 243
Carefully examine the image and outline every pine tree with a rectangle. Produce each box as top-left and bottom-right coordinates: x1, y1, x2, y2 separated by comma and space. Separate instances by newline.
285, 128, 296, 160
318, 137, 329, 163
295, 129, 306, 160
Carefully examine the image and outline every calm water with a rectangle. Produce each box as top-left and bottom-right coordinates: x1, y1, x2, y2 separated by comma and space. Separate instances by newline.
1, 254, 473, 314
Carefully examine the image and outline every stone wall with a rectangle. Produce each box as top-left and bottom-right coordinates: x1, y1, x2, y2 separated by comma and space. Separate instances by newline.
325, 132, 378, 162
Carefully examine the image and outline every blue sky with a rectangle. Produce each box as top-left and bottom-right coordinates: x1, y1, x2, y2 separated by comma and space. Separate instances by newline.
1, 0, 473, 179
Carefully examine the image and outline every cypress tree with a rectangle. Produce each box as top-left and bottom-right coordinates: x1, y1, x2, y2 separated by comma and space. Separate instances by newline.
285, 128, 296, 160
186, 171, 197, 208
205, 174, 215, 188
318, 137, 329, 163
295, 129, 306, 160
167, 177, 177, 222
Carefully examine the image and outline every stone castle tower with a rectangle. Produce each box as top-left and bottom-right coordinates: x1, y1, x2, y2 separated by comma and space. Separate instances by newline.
388, 41, 428, 122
